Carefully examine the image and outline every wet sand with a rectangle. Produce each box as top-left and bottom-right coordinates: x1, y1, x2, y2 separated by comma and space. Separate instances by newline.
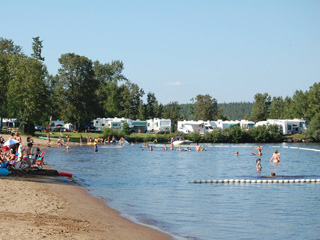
0, 134, 172, 240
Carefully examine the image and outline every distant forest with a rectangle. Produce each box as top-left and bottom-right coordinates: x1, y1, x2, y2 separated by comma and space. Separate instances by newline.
180, 102, 253, 120
218, 102, 253, 120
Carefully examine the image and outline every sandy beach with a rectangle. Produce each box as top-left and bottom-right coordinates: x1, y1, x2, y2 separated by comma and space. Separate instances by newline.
0, 134, 172, 240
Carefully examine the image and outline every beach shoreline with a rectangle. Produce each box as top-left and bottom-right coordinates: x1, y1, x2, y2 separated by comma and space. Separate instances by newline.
0, 134, 172, 240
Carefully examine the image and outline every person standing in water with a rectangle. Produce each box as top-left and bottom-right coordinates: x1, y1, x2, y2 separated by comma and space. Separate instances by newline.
270, 149, 281, 163
256, 158, 262, 172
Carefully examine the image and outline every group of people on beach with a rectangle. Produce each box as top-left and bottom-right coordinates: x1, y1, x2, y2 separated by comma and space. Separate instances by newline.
0, 133, 43, 170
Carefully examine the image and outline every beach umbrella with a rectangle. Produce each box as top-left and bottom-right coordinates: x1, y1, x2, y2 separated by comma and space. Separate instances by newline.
3, 139, 19, 146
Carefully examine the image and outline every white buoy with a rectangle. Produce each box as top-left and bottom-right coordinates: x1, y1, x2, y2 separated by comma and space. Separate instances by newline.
300, 179, 305, 183
305, 179, 311, 183
272, 180, 278, 183
223, 179, 229, 183
245, 180, 251, 183
229, 179, 235, 183
217, 180, 223, 183
278, 180, 284, 183
240, 179, 245, 183
256, 180, 262, 183
267, 180, 273, 183
316, 179, 320, 183
283, 180, 289, 183
294, 179, 300, 183
289, 179, 295, 183
311, 179, 316, 182
200, 180, 206, 183
262, 180, 268, 183
251, 180, 257, 183
234, 179, 240, 183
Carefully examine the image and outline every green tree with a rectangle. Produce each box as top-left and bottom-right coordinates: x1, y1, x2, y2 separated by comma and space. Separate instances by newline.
6, 55, 49, 133
0, 38, 23, 120
31, 36, 45, 61
163, 101, 182, 132
268, 96, 285, 119
57, 53, 99, 126
146, 92, 158, 119
191, 94, 218, 121
305, 82, 320, 121
251, 93, 271, 122
118, 81, 144, 118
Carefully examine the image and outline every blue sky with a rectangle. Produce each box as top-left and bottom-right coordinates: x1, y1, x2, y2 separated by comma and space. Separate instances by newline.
1, 0, 319, 104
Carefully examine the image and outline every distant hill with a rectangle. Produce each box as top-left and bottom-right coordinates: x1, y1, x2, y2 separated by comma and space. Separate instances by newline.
218, 102, 253, 120
179, 102, 253, 120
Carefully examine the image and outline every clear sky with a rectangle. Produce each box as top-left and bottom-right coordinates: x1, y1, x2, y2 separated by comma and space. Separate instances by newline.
1, 0, 319, 104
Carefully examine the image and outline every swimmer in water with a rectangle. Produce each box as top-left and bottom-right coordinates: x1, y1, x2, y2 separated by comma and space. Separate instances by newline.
270, 149, 281, 163
270, 172, 276, 177
235, 151, 239, 156
253, 146, 262, 156
256, 158, 262, 172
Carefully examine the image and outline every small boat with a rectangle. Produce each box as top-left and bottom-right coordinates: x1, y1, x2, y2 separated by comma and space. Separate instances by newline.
172, 136, 193, 146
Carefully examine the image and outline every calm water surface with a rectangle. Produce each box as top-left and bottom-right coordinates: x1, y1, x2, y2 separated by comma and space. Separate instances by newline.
46, 143, 320, 240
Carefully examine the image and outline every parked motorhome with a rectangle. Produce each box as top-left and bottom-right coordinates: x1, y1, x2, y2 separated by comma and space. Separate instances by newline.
147, 118, 171, 133
255, 119, 307, 135
177, 120, 206, 135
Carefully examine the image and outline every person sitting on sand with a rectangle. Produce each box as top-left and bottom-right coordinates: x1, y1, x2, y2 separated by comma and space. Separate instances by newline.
256, 158, 262, 172
270, 149, 281, 163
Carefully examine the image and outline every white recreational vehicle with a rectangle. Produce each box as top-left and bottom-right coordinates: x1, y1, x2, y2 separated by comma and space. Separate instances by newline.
177, 120, 206, 135
63, 123, 74, 132
215, 120, 240, 130
240, 120, 255, 130
93, 117, 133, 132
255, 119, 307, 135
147, 118, 171, 133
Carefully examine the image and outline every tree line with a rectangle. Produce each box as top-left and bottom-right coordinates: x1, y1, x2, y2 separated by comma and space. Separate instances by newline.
0, 37, 319, 141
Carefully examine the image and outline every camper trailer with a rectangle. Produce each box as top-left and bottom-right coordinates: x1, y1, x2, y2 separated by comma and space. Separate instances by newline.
204, 121, 218, 133
240, 120, 255, 130
92, 118, 112, 132
255, 119, 307, 135
63, 123, 74, 132
147, 118, 171, 133
215, 120, 240, 130
93, 117, 133, 132
177, 120, 206, 135
50, 120, 65, 132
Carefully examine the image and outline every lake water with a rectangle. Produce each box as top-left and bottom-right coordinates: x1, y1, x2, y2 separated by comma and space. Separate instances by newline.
45, 143, 320, 240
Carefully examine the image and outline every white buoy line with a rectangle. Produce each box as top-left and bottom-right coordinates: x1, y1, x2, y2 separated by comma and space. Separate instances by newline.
189, 179, 320, 184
